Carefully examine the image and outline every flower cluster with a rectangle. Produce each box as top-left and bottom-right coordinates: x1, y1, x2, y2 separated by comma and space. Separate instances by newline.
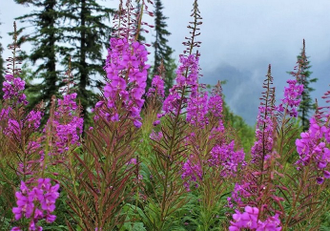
208, 87, 225, 137
2, 74, 28, 105
146, 75, 165, 98
27, 110, 43, 130
277, 79, 304, 117
7, 118, 21, 138
100, 37, 149, 127
229, 206, 281, 231
49, 93, 83, 155
181, 156, 202, 191
251, 69, 276, 165
162, 54, 199, 116
12, 179, 60, 231
251, 106, 275, 164
208, 141, 245, 176
3, 111, 42, 140
295, 117, 330, 183
186, 91, 208, 127
208, 92, 223, 119
0, 73, 41, 139
229, 182, 254, 208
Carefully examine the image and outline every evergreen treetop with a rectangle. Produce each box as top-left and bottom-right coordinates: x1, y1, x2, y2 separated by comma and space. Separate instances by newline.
59, 0, 114, 126
152, 0, 176, 96
292, 39, 317, 131
14, 0, 62, 116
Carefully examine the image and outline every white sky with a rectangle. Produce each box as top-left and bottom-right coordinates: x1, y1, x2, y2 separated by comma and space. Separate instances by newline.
1, 0, 330, 124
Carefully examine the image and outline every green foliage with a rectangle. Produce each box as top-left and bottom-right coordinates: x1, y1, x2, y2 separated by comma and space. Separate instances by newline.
222, 100, 255, 153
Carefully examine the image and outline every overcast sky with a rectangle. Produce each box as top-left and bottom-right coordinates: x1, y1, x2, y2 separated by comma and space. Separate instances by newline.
1, 0, 330, 125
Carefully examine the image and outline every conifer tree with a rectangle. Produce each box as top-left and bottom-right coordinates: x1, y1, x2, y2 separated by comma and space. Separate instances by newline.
291, 39, 317, 131
59, 0, 114, 124
152, 0, 176, 96
14, 0, 62, 113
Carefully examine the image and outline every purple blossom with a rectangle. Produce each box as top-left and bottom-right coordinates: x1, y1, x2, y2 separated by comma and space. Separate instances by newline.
27, 110, 43, 130
295, 117, 330, 183
208, 93, 223, 119
277, 79, 303, 117
209, 141, 245, 176
229, 206, 281, 230
2, 74, 28, 105
147, 75, 165, 98
7, 119, 21, 138
181, 156, 202, 191
230, 182, 254, 207
99, 37, 149, 127
161, 54, 199, 116
12, 179, 60, 230
11, 227, 22, 231
251, 111, 274, 164
47, 93, 83, 155
186, 91, 208, 127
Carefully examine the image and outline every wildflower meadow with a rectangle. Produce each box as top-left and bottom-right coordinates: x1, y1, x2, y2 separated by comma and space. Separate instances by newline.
0, 0, 329, 230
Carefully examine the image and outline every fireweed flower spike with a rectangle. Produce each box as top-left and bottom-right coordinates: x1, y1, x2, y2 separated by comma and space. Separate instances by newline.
3, 23, 28, 107
250, 65, 276, 166
146, 75, 165, 98
277, 79, 304, 118
229, 65, 283, 229
295, 117, 330, 183
161, 54, 200, 117
99, 37, 149, 127
49, 93, 83, 155
144, 0, 206, 229
181, 156, 203, 191
95, 0, 151, 128
186, 91, 208, 128
3, 74, 28, 106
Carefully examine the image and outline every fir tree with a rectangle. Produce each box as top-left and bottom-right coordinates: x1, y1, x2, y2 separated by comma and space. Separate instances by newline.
14, 0, 62, 114
59, 0, 114, 125
152, 0, 176, 96
292, 39, 317, 131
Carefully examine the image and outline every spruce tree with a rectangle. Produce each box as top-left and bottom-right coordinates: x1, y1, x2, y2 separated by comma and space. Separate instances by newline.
59, 0, 114, 125
152, 0, 176, 96
292, 39, 317, 131
14, 0, 62, 113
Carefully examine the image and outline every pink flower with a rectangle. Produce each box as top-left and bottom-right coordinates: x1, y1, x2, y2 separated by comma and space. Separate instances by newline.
229, 206, 282, 230
147, 75, 165, 98
12, 179, 60, 230
277, 79, 303, 117
98, 37, 149, 127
